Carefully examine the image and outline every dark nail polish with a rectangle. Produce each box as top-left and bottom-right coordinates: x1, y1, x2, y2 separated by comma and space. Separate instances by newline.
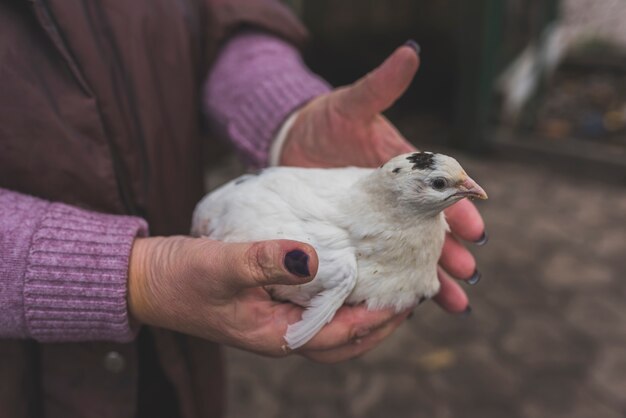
403, 39, 421, 54
474, 232, 489, 246
467, 269, 481, 285
284, 250, 310, 277
460, 305, 472, 317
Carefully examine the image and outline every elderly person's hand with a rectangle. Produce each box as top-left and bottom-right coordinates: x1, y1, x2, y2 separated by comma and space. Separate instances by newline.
280, 44, 486, 312
128, 236, 410, 363
129, 45, 485, 365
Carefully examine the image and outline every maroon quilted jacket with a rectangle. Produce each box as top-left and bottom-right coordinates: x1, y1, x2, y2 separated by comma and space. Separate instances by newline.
0, 1, 306, 417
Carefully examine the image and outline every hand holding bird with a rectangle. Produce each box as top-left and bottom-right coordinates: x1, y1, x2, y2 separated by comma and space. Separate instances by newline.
192, 152, 487, 349
128, 43, 487, 362
280, 42, 486, 316
128, 236, 409, 362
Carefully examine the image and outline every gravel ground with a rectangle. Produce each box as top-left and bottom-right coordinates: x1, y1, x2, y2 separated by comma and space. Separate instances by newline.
210, 153, 626, 418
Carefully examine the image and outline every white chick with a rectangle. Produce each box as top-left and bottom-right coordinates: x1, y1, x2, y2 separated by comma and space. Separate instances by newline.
192, 152, 487, 349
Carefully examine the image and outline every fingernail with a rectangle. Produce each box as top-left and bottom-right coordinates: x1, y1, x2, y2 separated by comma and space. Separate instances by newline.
403, 39, 421, 54
474, 232, 489, 246
467, 269, 481, 286
284, 250, 310, 277
460, 305, 472, 317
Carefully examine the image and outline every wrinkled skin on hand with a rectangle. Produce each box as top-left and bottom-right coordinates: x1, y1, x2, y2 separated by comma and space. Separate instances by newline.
128, 236, 409, 363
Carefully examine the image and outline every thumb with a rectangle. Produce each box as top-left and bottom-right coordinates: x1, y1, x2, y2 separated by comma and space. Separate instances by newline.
333, 42, 420, 119
225, 239, 319, 288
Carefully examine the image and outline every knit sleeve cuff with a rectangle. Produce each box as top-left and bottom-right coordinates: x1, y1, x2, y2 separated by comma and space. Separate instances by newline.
204, 30, 331, 168
227, 70, 330, 167
23, 203, 148, 343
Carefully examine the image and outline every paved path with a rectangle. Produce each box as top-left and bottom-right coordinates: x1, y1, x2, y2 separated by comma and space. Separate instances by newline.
217, 154, 626, 418
562, 0, 626, 47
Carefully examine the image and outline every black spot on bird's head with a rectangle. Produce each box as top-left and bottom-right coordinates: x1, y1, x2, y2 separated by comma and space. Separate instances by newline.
392, 167, 401, 174
406, 152, 436, 170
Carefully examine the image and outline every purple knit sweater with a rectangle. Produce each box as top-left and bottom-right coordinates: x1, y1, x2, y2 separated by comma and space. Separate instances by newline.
0, 32, 330, 343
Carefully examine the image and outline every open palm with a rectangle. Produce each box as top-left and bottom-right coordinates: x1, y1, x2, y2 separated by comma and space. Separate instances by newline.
280, 43, 486, 315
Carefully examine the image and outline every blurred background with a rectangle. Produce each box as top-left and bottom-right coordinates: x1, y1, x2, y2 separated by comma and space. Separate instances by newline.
206, 0, 626, 416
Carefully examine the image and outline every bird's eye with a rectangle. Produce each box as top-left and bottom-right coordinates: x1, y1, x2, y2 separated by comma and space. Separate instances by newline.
431, 178, 447, 190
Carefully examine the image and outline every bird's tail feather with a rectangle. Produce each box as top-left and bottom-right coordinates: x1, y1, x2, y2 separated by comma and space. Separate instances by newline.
285, 284, 351, 349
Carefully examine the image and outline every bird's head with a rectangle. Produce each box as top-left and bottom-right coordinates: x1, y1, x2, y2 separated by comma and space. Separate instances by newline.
378, 152, 487, 215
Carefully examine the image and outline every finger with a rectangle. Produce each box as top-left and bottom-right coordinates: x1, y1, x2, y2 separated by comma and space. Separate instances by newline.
224, 240, 319, 288
300, 312, 408, 363
231, 300, 305, 357
333, 44, 420, 119
433, 267, 469, 313
298, 304, 398, 351
439, 234, 477, 280
444, 199, 485, 243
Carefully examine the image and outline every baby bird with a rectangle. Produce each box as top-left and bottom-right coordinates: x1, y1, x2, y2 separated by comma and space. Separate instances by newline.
192, 152, 487, 349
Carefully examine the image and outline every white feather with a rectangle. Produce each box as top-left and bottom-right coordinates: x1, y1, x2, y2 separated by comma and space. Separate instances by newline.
192, 152, 478, 349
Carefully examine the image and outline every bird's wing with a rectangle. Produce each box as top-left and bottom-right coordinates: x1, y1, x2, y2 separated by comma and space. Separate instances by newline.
192, 167, 367, 348
284, 247, 357, 349
191, 167, 369, 244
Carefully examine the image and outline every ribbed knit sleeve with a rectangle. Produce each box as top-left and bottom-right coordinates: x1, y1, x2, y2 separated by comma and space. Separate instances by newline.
204, 30, 331, 167
0, 188, 147, 342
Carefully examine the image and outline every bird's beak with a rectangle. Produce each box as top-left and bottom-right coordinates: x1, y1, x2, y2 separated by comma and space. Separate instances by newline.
456, 177, 488, 200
